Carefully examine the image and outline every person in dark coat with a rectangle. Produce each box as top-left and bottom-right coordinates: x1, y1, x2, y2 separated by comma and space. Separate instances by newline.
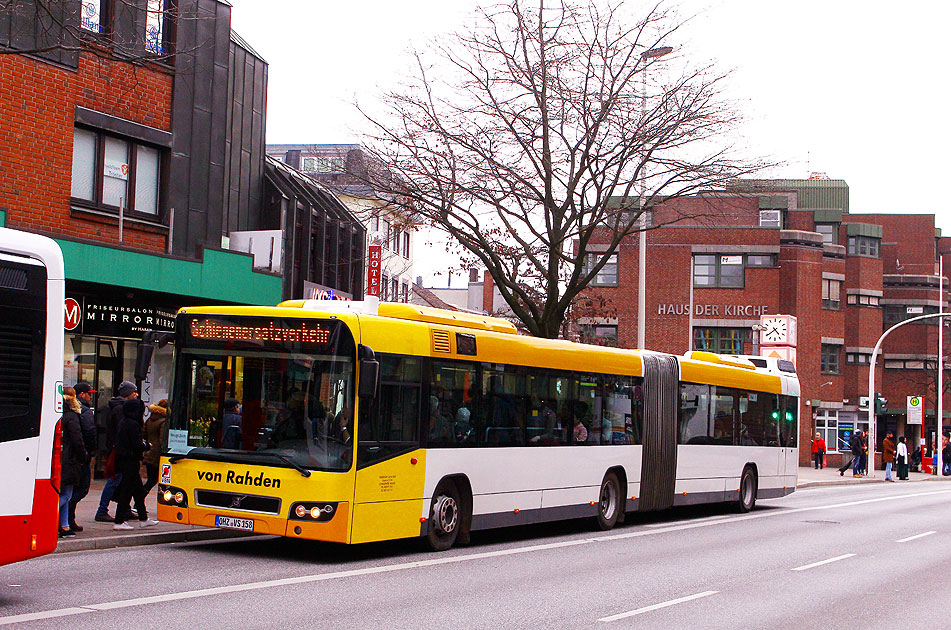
96, 380, 138, 522
67, 381, 97, 531
112, 398, 158, 530
221, 398, 242, 449
142, 399, 167, 496
850, 429, 864, 477
59, 387, 88, 538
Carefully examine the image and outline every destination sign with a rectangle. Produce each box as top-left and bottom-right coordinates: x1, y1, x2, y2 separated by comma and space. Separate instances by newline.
189, 318, 331, 345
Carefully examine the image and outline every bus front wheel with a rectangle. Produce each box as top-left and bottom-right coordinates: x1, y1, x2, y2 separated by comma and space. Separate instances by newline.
736, 466, 757, 513
596, 472, 621, 530
427, 482, 461, 551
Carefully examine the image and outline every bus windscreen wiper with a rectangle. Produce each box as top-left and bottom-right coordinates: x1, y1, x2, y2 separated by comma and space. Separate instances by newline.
252, 452, 312, 477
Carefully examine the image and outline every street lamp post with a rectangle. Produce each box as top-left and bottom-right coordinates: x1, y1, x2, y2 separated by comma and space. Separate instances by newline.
636, 45, 673, 350
867, 308, 949, 478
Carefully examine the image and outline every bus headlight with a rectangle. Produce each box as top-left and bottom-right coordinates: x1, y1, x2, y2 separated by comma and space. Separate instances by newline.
310, 507, 321, 519
163, 490, 173, 502
296, 505, 307, 518
174, 492, 184, 504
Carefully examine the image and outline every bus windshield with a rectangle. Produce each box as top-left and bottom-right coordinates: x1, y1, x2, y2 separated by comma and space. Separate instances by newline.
167, 315, 356, 472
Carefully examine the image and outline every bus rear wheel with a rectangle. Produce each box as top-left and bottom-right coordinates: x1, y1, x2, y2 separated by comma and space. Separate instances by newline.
596, 472, 621, 530
736, 466, 757, 513
427, 482, 461, 552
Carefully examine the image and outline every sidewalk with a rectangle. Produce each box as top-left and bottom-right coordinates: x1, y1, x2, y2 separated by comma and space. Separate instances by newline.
797, 465, 951, 488
57, 479, 248, 554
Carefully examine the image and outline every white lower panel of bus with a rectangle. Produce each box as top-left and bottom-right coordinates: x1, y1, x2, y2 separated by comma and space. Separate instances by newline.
0, 437, 40, 516
422, 443, 795, 528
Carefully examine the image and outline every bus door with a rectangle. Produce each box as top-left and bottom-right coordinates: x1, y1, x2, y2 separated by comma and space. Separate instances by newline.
351, 354, 426, 544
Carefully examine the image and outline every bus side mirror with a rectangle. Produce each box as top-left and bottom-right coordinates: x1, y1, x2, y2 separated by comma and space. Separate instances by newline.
359, 359, 380, 399
135, 343, 155, 382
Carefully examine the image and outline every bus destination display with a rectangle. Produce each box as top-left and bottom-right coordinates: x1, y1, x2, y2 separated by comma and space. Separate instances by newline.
188, 317, 332, 346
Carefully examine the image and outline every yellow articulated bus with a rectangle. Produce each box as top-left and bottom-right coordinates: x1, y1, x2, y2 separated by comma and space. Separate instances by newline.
154, 299, 800, 551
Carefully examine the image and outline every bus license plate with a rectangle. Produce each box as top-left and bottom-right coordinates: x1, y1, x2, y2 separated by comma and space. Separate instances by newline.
215, 516, 254, 532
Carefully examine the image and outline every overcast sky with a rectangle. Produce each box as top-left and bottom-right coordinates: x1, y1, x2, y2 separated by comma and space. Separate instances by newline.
229, 0, 950, 285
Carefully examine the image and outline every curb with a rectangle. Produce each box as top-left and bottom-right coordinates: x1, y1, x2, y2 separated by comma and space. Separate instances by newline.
797, 475, 950, 490
55, 527, 253, 553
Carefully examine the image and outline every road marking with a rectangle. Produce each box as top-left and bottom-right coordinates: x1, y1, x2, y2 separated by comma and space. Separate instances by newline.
3, 488, 949, 626
896, 531, 936, 543
598, 591, 718, 622
791, 554, 855, 571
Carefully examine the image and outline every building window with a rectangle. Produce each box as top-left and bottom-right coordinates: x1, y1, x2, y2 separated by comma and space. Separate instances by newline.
371, 214, 379, 232
81, 0, 104, 33
381, 274, 389, 301
759, 210, 782, 228
301, 156, 345, 173
822, 279, 841, 310
745, 254, 776, 267
71, 127, 161, 217
391, 277, 399, 302
401, 282, 409, 303
693, 254, 744, 288
693, 327, 746, 354
885, 359, 926, 370
382, 219, 390, 249
846, 353, 871, 365
391, 228, 400, 252
815, 409, 838, 453
821, 344, 841, 374
582, 253, 618, 287
847, 294, 880, 307
580, 325, 618, 347
815, 223, 837, 244
847, 236, 880, 258
883, 305, 939, 326
402, 232, 410, 258
145, 0, 167, 55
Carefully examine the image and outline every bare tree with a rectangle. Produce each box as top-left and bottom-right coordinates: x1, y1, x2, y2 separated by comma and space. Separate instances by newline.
357, 0, 771, 338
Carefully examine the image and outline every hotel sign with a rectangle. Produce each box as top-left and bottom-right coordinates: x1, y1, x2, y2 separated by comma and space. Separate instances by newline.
657, 303, 770, 317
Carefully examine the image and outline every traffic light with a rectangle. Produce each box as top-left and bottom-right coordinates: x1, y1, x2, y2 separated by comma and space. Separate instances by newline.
874, 393, 888, 414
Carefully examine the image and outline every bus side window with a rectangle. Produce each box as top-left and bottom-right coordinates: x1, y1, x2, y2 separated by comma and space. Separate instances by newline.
711, 386, 736, 445
679, 383, 712, 445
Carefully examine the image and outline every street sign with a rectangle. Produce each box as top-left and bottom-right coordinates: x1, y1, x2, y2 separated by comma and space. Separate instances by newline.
907, 395, 923, 425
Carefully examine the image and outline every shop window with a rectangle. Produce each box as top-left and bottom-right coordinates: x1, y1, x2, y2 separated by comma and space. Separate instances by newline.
71, 127, 162, 218
822, 279, 841, 310
821, 344, 841, 374
694, 327, 745, 354
815, 408, 838, 453
847, 236, 880, 258
582, 253, 618, 286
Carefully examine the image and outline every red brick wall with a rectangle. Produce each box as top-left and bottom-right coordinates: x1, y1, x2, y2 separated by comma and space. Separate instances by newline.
0, 52, 172, 251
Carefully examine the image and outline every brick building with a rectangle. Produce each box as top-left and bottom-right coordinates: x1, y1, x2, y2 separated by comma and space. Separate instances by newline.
582, 179, 950, 467
0, 0, 362, 466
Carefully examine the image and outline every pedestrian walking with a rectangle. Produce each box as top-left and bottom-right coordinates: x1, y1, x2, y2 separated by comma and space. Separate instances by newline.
943, 434, 951, 476
882, 431, 896, 481
811, 432, 826, 469
142, 399, 167, 496
850, 429, 864, 477
112, 398, 158, 530
67, 381, 97, 531
58, 387, 87, 538
96, 380, 138, 522
896, 436, 910, 480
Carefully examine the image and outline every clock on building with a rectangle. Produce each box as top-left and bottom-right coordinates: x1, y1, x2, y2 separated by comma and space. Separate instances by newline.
760, 315, 797, 347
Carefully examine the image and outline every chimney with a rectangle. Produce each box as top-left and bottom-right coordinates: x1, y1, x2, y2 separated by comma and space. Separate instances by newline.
469, 268, 479, 283
284, 149, 302, 169
416, 276, 423, 286
482, 270, 494, 313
